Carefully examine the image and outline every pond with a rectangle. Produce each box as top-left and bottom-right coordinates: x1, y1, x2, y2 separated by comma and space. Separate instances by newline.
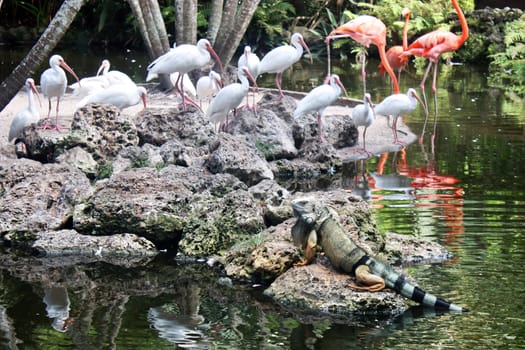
1, 47, 525, 349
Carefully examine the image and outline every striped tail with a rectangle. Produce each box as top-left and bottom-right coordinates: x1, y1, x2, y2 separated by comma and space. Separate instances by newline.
366, 258, 469, 312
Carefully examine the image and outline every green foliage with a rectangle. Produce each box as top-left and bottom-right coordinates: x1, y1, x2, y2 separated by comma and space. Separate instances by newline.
488, 16, 525, 96
248, 0, 296, 49
96, 162, 113, 180
255, 140, 275, 160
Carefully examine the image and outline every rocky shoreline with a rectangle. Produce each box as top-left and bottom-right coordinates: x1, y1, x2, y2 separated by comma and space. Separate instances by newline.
0, 85, 450, 318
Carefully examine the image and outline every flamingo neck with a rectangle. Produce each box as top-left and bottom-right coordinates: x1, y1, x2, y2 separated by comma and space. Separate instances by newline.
402, 14, 410, 50
378, 45, 400, 94
452, 0, 469, 46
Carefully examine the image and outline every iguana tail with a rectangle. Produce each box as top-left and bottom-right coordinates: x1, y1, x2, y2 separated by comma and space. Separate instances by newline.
364, 257, 469, 312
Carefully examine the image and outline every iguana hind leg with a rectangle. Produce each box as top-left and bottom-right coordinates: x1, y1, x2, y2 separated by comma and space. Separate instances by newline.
349, 264, 386, 292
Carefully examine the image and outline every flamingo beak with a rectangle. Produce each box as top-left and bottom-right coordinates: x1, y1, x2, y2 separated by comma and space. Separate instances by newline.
326, 23, 353, 41
29, 80, 42, 108
206, 43, 224, 75
60, 60, 80, 85
300, 37, 313, 64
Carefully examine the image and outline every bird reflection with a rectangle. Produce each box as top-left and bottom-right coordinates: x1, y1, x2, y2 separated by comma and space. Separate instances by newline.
43, 286, 71, 332
147, 287, 208, 348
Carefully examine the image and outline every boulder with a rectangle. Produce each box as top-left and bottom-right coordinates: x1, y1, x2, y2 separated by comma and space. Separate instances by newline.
0, 157, 93, 237
73, 165, 265, 255
16, 103, 140, 173
205, 133, 274, 186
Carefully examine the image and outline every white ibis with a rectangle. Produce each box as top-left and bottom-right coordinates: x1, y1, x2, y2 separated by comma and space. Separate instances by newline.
351, 93, 375, 154
9, 78, 41, 142
374, 88, 426, 145
40, 54, 80, 130
69, 75, 109, 97
237, 46, 260, 109
146, 39, 223, 109
196, 70, 222, 107
169, 72, 197, 98
96, 59, 135, 86
77, 84, 147, 110
258, 33, 312, 99
207, 66, 257, 132
293, 74, 347, 142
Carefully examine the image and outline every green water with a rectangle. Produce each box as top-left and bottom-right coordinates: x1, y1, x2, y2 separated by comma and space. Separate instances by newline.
1, 50, 524, 349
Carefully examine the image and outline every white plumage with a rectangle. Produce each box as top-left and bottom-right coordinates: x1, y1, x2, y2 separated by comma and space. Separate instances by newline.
96, 59, 135, 86
294, 74, 346, 141
196, 70, 222, 107
207, 66, 256, 131
77, 84, 147, 110
146, 39, 222, 108
9, 78, 41, 142
258, 33, 311, 99
374, 88, 425, 144
351, 93, 375, 152
237, 46, 259, 109
40, 54, 80, 130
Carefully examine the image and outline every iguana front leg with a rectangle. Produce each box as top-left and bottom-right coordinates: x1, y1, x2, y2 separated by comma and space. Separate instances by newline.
295, 229, 318, 266
349, 264, 386, 292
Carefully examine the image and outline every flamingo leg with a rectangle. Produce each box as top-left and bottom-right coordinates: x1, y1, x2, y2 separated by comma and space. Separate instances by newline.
418, 61, 434, 143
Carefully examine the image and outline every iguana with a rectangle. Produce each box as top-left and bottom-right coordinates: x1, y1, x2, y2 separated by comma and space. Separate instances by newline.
291, 197, 468, 312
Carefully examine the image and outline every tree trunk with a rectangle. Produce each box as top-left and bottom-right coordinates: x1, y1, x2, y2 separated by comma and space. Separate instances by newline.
0, 0, 88, 113
207, 0, 224, 45
129, 0, 172, 89
214, 0, 261, 67
175, 0, 198, 44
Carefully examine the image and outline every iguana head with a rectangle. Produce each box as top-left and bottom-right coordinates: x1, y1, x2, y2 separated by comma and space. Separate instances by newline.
291, 197, 335, 247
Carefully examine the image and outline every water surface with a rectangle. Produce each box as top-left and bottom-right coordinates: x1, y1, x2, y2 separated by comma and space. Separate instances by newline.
1, 48, 524, 349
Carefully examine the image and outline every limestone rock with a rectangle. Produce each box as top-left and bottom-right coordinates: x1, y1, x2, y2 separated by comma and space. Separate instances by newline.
17, 103, 139, 167
227, 108, 298, 160
205, 133, 274, 186
73, 165, 264, 255
134, 106, 215, 147
0, 157, 93, 236
264, 256, 409, 317
29, 230, 158, 258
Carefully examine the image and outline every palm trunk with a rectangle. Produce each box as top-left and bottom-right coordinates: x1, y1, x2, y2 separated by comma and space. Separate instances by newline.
0, 0, 88, 113
129, 0, 172, 90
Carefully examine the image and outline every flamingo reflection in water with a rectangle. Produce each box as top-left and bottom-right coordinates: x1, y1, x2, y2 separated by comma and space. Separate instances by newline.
346, 148, 464, 262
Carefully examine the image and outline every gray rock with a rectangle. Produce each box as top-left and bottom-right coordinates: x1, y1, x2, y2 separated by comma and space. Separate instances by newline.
205, 133, 274, 186
56, 146, 98, 178
264, 257, 410, 317
17, 103, 139, 168
134, 106, 215, 147
29, 230, 158, 258
0, 157, 94, 236
73, 165, 264, 255
227, 108, 298, 160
